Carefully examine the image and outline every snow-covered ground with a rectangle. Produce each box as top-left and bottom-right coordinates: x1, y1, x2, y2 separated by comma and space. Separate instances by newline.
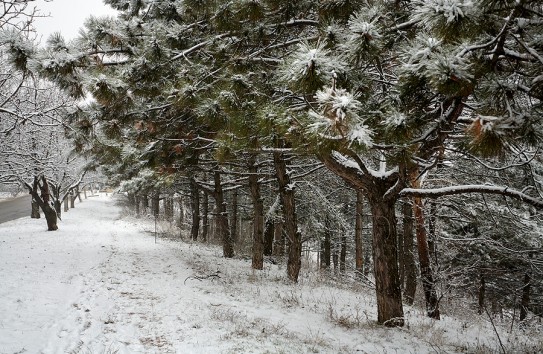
0, 194, 541, 353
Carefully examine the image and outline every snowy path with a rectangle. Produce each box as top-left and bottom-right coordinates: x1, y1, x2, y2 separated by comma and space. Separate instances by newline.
0, 195, 216, 354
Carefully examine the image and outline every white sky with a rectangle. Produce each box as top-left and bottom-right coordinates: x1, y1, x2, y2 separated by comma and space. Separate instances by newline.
32, 0, 118, 43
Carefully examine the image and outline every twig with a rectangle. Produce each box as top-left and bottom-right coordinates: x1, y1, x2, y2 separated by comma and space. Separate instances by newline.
184, 271, 221, 285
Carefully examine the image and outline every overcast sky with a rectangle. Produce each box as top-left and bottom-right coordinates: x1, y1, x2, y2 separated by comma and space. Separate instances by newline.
32, 0, 118, 43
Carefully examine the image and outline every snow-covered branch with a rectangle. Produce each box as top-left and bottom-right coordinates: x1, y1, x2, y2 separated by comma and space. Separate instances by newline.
400, 185, 543, 209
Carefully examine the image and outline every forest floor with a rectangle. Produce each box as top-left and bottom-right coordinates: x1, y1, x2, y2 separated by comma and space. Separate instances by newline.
0, 194, 541, 353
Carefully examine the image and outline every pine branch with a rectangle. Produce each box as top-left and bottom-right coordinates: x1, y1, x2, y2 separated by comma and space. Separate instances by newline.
400, 185, 543, 209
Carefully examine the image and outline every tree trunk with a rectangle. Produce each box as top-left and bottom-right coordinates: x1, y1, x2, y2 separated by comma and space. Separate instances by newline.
135, 195, 141, 216
213, 169, 234, 258
273, 220, 284, 257
402, 200, 417, 305
355, 190, 364, 276
428, 200, 438, 265
248, 154, 264, 269
142, 195, 149, 213
43, 205, 58, 231
31, 199, 40, 219
520, 272, 531, 321
151, 192, 160, 218
32, 176, 58, 231
70, 192, 76, 209
178, 195, 184, 227
164, 196, 174, 221
63, 197, 69, 212
321, 220, 331, 270
54, 200, 62, 219
201, 191, 209, 242
273, 147, 301, 282
413, 193, 440, 319
230, 188, 238, 243
264, 219, 274, 256
340, 234, 347, 274
369, 199, 404, 327
190, 177, 200, 241
478, 274, 485, 315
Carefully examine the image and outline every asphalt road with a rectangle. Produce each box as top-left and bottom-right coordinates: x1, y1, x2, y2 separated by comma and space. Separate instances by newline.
0, 195, 31, 224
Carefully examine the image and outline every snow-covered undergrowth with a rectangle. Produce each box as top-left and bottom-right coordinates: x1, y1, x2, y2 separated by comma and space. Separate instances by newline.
0, 195, 541, 353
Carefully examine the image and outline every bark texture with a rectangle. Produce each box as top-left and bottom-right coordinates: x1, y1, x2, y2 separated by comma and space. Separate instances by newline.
369, 199, 404, 326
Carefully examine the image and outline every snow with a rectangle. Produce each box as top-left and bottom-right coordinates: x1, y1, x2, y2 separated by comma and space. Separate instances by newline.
413, 0, 479, 24
1, 194, 541, 353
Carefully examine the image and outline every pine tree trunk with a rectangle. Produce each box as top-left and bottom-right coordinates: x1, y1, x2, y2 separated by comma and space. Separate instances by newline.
142, 195, 149, 213
321, 220, 331, 270
190, 177, 200, 241
164, 195, 173, 222
135, 195, 141, 216
263, 220, 274, 256
403, 200, 417, 305
273, 146, 301, 282
248, 154, 264, 269
355, 190, 364, 277
428, 200, 438, 265
333, 251, 339, 275
230, 189, 238, 243
273, 220, 284, 257
369, 199, 404, 326
520, 272, 531, 321
413, 193, 440, 319
151, 192, 160, 218
214, 169, 234, 258
201, 191, 209, 242
178, 195, 184, 227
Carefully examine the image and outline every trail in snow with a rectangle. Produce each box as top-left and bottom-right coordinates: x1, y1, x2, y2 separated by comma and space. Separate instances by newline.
0, 194, 215, 353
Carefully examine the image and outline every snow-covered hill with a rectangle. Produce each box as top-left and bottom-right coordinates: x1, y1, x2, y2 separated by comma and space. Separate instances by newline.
0, 194, 540, 353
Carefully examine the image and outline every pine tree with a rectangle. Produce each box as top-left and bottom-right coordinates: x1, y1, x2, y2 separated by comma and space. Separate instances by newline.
35, 0, 543, 326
